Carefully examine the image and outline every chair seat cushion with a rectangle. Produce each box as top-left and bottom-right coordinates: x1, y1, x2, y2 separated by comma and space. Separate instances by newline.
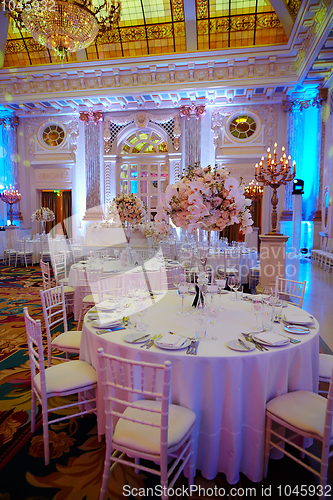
319, 353, 333, 379
113, 399, 196, 455
60, 278, 69, 284
51, 330, 81, 350
266, 390, 328, 438
34, 359, 96, 394
63, 286, 75, 294
83, 293, 99, 303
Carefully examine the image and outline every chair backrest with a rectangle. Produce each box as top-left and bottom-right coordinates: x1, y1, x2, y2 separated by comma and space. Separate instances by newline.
40, 259, 52, 290
220, 248, 241, 279
15, 240, 25, 252
23, 307, 46, 395
275, 276, 306, 308
40, 285, 68, 366
97, 349, 171, 458
52, 252, 67, 284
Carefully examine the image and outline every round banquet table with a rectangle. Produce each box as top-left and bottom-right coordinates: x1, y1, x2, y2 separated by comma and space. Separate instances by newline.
80, 291, 319, 485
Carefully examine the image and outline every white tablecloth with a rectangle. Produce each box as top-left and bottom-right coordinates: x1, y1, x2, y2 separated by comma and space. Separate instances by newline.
80, 292, 319, 484
84, 227, 148, 248
68, 258, 182, 319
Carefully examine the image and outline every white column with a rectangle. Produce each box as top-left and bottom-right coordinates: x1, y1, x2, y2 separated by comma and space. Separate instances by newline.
83, 121, 103, 221
168, 153, 182, 183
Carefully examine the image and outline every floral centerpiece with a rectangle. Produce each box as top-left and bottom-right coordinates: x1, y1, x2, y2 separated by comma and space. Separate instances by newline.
104, 193, 147, 244
31, 207, 55, 235
136, 220, 173, 245
154, 164, 253, 235
155, 165, 254, 311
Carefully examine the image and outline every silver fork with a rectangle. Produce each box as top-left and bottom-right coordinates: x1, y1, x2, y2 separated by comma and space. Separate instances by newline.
193, 340, 199, 355
186, 340, 195, 354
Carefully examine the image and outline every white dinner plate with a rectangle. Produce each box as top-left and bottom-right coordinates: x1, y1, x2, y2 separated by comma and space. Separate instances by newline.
227, 340, 255, 352
283, 314, 313, 325
218, 290, 229, 294
284, 325, 310, 335
154, 338, 191, 350
123, 333, 151, 343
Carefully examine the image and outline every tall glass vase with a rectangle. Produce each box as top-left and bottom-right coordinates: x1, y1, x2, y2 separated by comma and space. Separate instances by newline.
41, 220, 46, 236
121, 221, 135, 266
191, 229, 211, 312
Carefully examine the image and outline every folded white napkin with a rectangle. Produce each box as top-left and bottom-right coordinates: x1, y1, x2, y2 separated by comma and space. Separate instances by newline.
284, 313, 312, 325
95, 300, 117, 310
253, 331, 288, 346
158, 333, 185, 346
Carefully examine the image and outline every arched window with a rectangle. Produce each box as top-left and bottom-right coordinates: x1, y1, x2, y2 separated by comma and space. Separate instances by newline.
117, 125, 169, 220
120, 130, 168, 154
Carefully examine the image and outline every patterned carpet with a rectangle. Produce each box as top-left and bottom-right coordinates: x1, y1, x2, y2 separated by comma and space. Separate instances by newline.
0, 263, 326, 499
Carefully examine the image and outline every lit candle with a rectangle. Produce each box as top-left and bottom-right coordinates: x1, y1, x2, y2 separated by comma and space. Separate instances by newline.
255, 163, 258, 177
288, 155, 291, 168
293, 160, 296, 175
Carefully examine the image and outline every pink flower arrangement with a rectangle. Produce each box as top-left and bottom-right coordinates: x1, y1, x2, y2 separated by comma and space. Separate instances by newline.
104, 193, 146, 226
154, 164, 253, 234
31, 207, 55, 222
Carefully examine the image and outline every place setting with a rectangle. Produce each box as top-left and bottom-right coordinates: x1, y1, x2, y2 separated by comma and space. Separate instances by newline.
282, 311, 316, 334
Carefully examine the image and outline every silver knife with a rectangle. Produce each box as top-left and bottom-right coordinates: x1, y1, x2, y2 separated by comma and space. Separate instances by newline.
133, 334, 150, 343
238, 338, 251, 350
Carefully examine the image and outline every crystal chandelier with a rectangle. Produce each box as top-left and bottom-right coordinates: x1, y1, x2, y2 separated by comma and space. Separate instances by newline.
3, 0, 121, 59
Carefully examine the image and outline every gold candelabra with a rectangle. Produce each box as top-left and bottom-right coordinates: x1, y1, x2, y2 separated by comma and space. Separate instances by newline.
244, 180, 263, 219
255, 143, 295, 234
0, 185, 21, 226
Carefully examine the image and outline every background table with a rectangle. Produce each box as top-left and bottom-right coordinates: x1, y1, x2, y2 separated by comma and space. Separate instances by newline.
80, 291, 319, 484
68, 258, 182, 319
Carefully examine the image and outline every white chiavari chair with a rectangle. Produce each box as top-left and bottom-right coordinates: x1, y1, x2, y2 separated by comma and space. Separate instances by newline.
264, 366, 333, 491
275, 276, 306, 308
77, 268, 104, 329
14, 239, 33, 267
23, 307, 97, 466
97, 350, 196, 500
40, 284, 82, 366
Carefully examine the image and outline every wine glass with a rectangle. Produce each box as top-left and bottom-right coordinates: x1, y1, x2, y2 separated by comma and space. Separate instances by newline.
216, 278, 226, 311
178, 284, 189, 315
229, 276, 239, 300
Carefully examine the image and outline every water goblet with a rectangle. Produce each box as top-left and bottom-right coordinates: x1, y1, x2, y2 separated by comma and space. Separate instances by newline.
262, 303, 274, 331
206, 284, 218, 312
252, 297, 263, 331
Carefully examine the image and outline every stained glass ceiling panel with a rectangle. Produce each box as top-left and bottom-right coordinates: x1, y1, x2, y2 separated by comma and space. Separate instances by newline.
2, 0, 298, 68
196, 0, 288, 50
